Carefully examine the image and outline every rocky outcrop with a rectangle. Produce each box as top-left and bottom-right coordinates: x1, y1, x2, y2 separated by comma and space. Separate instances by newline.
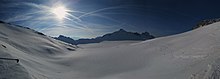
193, 18, 220, 29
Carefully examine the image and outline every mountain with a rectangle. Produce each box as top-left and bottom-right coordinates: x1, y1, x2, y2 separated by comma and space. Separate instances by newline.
98, 29, 155, 41
2, 21, 220, 79
55, 29, 155, 44
54, 35, 76, 45
193, 18, 220, 29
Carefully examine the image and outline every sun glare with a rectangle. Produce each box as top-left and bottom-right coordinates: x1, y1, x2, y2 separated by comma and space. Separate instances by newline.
51, 5, 69, 20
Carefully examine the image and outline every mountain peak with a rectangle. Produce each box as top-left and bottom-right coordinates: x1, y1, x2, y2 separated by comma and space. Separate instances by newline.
58, 35, 65, 37
114, 29, 127, 33
118, 29, 126, 32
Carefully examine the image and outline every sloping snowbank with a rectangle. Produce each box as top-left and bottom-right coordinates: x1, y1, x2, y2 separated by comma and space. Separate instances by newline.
0, 23, 76, 79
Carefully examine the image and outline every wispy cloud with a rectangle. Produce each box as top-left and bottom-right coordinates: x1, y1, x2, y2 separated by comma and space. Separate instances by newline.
3, 1, 136, 38
21, 2, 50, 10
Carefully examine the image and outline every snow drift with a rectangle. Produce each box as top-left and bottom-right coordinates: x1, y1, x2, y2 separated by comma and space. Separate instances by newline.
1, 21, 220, 79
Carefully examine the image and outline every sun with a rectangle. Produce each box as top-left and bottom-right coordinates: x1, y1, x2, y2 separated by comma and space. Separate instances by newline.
48, 4, 81, 22
50, 5, 69, 20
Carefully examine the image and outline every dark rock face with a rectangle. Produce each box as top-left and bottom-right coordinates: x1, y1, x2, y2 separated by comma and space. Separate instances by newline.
0, 21, 5, 23
54, 35, 76, 45
100, 29, 154, 41
55, 29, 155, 45
193, 18, 220, 29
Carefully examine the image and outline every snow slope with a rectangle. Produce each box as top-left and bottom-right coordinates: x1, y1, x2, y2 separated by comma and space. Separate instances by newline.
1, 21, 220, 79
0, 23, 77, 79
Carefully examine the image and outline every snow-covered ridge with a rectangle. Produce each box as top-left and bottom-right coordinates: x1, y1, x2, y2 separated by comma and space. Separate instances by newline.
193, 18, 220, 29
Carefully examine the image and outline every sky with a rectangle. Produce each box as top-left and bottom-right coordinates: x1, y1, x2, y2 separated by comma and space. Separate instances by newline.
0, 0, 220, 39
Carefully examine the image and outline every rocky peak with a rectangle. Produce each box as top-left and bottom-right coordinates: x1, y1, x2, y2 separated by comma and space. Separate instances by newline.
193, 18, 220, 29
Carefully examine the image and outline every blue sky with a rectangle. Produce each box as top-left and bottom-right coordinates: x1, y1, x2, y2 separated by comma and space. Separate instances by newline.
0, 0, 220, 39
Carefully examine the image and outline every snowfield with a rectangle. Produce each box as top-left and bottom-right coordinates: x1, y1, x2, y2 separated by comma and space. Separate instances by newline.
1, 22, 220, 79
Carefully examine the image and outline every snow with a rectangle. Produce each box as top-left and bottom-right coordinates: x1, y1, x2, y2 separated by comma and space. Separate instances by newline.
1, 22, 220, 79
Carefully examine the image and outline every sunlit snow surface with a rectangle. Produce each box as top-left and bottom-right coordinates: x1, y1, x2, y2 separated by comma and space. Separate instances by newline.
1, 22, 220, 79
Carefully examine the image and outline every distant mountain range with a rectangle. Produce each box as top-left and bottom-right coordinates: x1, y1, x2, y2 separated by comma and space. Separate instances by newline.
54, 29, 155, 45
